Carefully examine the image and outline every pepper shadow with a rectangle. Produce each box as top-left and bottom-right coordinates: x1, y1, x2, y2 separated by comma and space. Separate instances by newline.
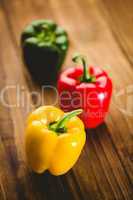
29, 170, 75, 200
85, 122, 112, 141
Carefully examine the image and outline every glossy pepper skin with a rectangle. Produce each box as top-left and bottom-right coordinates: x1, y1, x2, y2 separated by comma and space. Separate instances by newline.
21, 19, 69, 85
58, 54, 112, 128
25, 106, 86, 175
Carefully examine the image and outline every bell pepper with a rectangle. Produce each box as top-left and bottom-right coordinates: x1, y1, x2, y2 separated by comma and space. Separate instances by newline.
25, 106, 86, 175
57, 54, 112, 128
21, 19, 69, 85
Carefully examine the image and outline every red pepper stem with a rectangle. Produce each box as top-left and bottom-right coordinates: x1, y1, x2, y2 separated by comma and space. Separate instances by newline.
72, 54, 95, 82
81, 57, 91, 82
72, 54, 96, 83
49, 109, 82, 133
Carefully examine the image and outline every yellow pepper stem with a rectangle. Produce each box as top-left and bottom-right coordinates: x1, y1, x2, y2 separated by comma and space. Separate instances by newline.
49, 109, 83, 134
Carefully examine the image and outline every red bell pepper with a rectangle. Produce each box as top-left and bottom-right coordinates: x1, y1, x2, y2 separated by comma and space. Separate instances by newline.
57, 54, 112, 128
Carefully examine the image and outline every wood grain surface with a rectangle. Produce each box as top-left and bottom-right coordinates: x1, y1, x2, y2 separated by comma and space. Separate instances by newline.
0, 0, 133, 199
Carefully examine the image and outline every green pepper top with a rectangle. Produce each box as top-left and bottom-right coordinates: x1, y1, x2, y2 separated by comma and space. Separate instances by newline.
21, 19, 69, 53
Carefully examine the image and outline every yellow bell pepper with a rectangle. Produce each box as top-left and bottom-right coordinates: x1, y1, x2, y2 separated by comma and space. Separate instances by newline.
25, 106, 86, 175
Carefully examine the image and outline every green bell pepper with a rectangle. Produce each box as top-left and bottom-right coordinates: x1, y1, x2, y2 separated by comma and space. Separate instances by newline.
21, 19, 69, 85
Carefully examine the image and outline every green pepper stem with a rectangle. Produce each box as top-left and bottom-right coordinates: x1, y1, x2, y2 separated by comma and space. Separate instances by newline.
72, 53, 95, 83
49, 109, 82, 133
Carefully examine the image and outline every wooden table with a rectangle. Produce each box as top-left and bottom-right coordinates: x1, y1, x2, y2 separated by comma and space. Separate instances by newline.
0, 0, 133, 199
